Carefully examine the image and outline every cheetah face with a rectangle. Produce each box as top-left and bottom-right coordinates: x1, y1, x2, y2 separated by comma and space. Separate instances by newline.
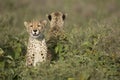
47, 12, 67, 28
24, 20, 47, 38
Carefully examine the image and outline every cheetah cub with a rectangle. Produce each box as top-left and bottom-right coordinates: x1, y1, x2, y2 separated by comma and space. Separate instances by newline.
47, 11, 67, 38
47, 12, 67, 60
24, 20, 47, 66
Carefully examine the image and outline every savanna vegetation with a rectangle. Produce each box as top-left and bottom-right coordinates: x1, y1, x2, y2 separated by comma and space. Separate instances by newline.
0, 0, 120, 80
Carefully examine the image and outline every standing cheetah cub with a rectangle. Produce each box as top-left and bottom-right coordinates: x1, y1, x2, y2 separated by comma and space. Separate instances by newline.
24, 20, 47, 66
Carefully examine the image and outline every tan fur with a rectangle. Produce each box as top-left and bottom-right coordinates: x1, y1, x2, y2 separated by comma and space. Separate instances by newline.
47, 12, 67, 38
24, 20, 48, 66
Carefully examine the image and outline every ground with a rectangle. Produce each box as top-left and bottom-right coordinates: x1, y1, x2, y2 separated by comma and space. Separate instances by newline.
0, 0, 120, 80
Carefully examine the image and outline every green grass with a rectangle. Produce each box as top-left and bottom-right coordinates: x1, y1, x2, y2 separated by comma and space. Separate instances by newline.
0, 0, 120, 80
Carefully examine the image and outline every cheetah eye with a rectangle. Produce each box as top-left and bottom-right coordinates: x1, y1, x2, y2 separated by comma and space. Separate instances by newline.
38, 24, 41, 27
30, 25, 33, 27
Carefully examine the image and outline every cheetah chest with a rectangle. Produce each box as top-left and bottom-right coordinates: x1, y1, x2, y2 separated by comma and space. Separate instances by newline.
27, 38, 47, 66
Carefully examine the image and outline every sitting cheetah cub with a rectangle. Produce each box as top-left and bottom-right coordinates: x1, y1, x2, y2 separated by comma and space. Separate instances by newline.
24, 20, 47, 66
47, 12, 68, 60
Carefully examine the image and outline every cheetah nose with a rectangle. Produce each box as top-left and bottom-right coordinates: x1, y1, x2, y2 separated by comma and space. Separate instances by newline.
33, 30, 37, 32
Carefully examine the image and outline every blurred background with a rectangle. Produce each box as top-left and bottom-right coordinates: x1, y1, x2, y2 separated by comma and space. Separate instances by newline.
0, 0, 120, 80
0, 0, 119, 41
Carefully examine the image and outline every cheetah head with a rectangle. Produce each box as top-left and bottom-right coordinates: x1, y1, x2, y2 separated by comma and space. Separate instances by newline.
47, 12, 67, 29
24, 20, 47, 38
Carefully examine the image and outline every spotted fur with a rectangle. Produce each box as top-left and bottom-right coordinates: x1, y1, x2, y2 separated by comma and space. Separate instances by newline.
47, 12, 67, 60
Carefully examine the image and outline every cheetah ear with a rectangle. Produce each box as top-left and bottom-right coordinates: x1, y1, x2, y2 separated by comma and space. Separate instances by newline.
24, 21, 28, 27
47, 14, 52, 21
62, 13, 67, 20
41, 20, 47, 26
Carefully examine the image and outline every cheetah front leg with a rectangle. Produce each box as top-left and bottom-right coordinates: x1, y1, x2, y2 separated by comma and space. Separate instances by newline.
26, 53, 34, 66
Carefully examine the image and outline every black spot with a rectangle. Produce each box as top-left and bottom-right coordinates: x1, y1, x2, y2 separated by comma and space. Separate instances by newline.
41, 54, 43, 56
42, 57, 44, 59
62, 14, 66, 20
32, 54, 34, 56
48, 14, 52, 21
31, 56, 34, 59
30, 63, 32, 66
